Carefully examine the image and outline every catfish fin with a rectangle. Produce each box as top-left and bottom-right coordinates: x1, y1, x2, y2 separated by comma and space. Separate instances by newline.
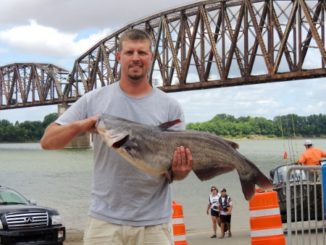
225, 139, 239, 149
193, 165, 235, 181
237, 174, 256, 201
158, 119, 182, 130
237, 172, 272, 201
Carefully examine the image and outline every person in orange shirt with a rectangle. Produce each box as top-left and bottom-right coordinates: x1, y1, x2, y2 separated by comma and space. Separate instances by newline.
298, 140, 326, 165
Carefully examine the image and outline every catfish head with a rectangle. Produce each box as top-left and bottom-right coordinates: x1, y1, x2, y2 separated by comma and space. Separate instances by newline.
96, 114, 167, 176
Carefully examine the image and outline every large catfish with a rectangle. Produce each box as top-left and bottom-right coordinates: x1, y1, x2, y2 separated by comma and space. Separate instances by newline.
96, 114, 272, 200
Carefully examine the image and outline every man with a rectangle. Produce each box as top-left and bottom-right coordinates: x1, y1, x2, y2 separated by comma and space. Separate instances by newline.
218, 188, 232, 239
40, 29, 192, 245
298, 140, 326, 165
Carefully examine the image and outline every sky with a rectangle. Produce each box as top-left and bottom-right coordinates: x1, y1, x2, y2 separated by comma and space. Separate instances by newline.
0, 0, 325, 123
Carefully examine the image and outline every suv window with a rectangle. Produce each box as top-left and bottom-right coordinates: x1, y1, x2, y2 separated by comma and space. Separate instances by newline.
0, 190, 29, 205
273, 165, 307, 185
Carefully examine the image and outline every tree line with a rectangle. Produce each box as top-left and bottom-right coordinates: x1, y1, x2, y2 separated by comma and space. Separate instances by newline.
0, 113, 325, 142
0, 113, 58, 142
187, 114, 326, 138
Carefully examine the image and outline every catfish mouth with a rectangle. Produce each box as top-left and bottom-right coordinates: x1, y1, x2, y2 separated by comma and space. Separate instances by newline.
112, 135, 129, 148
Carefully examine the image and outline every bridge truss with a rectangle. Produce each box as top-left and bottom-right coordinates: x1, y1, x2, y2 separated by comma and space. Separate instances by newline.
70, 0, 326, 94
0, 63, 72, 109
1, 0, 326, 109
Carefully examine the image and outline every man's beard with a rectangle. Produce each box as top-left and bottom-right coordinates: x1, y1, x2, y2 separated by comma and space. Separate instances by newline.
127, 63, 147, 82
127, 73, 144, 81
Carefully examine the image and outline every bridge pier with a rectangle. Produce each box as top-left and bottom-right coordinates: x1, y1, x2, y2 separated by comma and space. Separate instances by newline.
58, 104, 91, 149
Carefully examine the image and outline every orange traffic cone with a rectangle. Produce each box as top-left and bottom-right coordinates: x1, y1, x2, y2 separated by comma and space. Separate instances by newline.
249, 189, 286, 245
172, 201, 187, 245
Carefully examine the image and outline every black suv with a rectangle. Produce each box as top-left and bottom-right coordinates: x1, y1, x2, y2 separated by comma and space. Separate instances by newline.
0, 186, 65, 244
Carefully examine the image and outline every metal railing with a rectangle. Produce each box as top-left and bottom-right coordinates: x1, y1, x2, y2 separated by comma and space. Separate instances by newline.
285, 165, 326, 245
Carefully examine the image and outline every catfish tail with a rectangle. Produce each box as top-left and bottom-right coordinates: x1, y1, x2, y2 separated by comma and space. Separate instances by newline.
237, 157, 273, 201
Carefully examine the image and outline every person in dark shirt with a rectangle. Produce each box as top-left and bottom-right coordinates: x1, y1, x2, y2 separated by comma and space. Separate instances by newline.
218, 188, 232, 239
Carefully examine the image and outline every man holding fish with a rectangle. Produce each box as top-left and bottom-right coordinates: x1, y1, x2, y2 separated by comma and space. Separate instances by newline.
41, 27, 273, 244
41, 29, 193, 244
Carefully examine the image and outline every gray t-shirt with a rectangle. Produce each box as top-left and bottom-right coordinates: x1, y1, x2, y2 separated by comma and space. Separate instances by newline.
56, 82, 185, 226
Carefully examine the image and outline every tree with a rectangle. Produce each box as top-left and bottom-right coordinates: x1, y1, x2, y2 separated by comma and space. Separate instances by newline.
187, 114, 326, 138
42, 113, 58, 128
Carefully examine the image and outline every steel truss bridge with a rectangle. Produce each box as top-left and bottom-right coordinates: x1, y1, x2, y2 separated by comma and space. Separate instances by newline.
1, 0, 326, 110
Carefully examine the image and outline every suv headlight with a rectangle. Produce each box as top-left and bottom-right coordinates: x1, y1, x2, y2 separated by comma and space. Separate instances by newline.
51, 215, 63, 225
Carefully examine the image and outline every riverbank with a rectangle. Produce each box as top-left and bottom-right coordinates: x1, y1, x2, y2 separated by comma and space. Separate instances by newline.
64, 228, 251, 245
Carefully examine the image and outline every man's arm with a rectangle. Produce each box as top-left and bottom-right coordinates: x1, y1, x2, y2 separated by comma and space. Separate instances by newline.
40, 116, 97, 150
297, 154, 306, 165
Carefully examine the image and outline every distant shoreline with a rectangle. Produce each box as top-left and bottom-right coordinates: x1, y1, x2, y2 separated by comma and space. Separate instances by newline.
227, 135, 326, 140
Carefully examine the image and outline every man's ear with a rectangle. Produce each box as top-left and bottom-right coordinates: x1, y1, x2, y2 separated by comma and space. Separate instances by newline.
150, 52, 154, 63
116, 52, 121, 63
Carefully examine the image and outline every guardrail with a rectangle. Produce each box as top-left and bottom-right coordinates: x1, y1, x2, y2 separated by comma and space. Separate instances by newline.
284, 165, 326, 245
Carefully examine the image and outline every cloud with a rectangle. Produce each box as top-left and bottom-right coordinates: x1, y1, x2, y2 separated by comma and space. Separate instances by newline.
0, 46, 8, 55
0, 0, 196, 31
0, 20, 75, 57
170, 78, 325, 123
0, 20, 110, 61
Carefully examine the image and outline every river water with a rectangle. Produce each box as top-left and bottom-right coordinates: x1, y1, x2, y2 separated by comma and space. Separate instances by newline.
0, 139, 325, 234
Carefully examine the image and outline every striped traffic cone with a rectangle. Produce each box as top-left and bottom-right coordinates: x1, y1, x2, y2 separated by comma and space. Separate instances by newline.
249, 189, 286, 245
172, 201, 187, 245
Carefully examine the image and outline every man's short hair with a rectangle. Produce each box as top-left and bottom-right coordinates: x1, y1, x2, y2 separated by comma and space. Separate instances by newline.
118, 29, 153, 51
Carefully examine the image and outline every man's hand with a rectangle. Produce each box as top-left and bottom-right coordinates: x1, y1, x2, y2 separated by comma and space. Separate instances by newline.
171, 146, 193, 181
76, 116, 98, 133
